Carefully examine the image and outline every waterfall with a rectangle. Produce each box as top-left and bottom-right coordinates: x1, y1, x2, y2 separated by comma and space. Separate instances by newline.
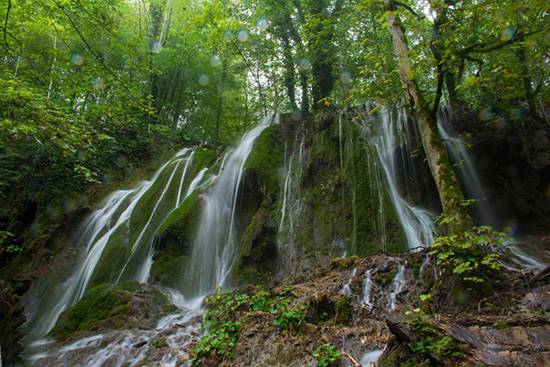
24, 115, 278, 343
181, 115, 276, 302
361, 270, 373, 308
367, 109, 436, 250
26, 149, 201, 340
366, 148, 388, 252
340, 267, 357, 296
437, 109, 498, 227
279, 127, 305, 239
24, 148, 198, 341
388, 264, 406, 311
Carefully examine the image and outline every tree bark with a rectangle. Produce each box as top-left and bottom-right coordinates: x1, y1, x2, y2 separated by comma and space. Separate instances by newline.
385, 0, 472, 233
215, 60, 227, 144
281, 32, 298, 111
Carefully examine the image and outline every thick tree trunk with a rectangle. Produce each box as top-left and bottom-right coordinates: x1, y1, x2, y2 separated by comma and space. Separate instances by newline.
385, 0, 472, 233
305, 0, 335, 107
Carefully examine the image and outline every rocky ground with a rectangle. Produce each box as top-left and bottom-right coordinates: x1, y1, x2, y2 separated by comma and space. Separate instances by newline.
190, 252, 549, 367
14, 250, 547, 367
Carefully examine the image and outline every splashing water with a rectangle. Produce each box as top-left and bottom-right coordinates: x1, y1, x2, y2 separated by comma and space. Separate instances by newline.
340, 267, 357, 296
361, 270, 374, 308
437, 108, 498, 227
360, 348, 385, 366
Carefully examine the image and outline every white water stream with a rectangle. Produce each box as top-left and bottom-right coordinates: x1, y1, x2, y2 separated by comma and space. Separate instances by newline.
367, 109, 436, 250
180, 115, 276, 302
24, 148, 200, 343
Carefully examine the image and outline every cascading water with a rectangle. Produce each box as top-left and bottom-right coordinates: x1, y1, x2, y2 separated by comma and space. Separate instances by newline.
23, 116, 278, 365
365, 109, 436, 250
361, 270, 373, 308
23, 148, 201, 342
180, 115, 277, 302
340, 267, 357, 296
438, 108, 547, 268
279, 128, 305, 238
437, 109, 499, 227
388, 264, 406, 311
366, 148, 389, 252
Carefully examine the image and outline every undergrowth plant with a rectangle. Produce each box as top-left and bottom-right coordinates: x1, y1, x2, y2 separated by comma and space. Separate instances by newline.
406, 311, 463, 359
429, 226, 507, 284
191, 286, 306, 365
313, 343, 342, 367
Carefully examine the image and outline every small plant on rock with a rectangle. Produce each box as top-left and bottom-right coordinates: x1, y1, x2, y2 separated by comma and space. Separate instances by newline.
313, 343, 342, 367
406, 311, 463, 359
150, 338, 166, 348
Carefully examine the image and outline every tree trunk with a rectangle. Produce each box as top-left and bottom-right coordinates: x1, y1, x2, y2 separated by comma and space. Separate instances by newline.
305, 0, 335, 107
385, 0, 472, 233
281, 32, 298, 111
429, 0, 460, 112
215, 60, 227, 145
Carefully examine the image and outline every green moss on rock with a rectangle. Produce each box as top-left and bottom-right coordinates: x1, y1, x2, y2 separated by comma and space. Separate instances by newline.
49, 281, 141, 340
244, 124, 283, 192
334, 297, 352, 324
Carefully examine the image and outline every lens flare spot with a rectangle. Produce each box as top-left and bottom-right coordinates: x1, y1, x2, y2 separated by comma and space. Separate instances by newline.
224, 30, 233, 41
92, 78, 105, 90
198, 74, 210, 86
298, 58, 311, 71
71, 53, 84, 66
256, 18, 268, 32
340, 71, 352, 84
210, 54, 222, 67
501, 28, 515, 42
237, 29, 249, 42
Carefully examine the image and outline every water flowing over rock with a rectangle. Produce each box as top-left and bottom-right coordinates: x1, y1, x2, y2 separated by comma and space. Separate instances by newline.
361, 108, 437, 250
180, 115, 276, 301
23, 148, 202, 343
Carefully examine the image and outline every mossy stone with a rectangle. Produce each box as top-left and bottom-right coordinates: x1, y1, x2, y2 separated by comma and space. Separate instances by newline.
334, 297, 352, 325
49, 281, 141, 340
244, 124, 284, 192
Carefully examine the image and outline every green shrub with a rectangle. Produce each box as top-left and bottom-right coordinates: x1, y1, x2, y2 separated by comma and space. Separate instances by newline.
192, 286, 302, 364
313, 343, 342, 367
150, 338, 167, 348
273, 303, 306, 330
429, 226, 507, 284
192, 320, 241, 365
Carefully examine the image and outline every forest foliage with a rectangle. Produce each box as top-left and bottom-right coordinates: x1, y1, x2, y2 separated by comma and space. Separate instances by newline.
0, 0, 548, 257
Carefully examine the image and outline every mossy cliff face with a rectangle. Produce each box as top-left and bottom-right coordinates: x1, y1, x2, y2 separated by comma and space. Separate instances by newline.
155, 113, 407, 287
274, 112, 407, 275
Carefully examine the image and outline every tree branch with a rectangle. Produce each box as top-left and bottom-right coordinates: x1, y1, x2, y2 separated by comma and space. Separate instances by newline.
51, 0, 112, 73
458, 28, 546, 56
395, 1, 422, 19
3, 0, 11, 46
